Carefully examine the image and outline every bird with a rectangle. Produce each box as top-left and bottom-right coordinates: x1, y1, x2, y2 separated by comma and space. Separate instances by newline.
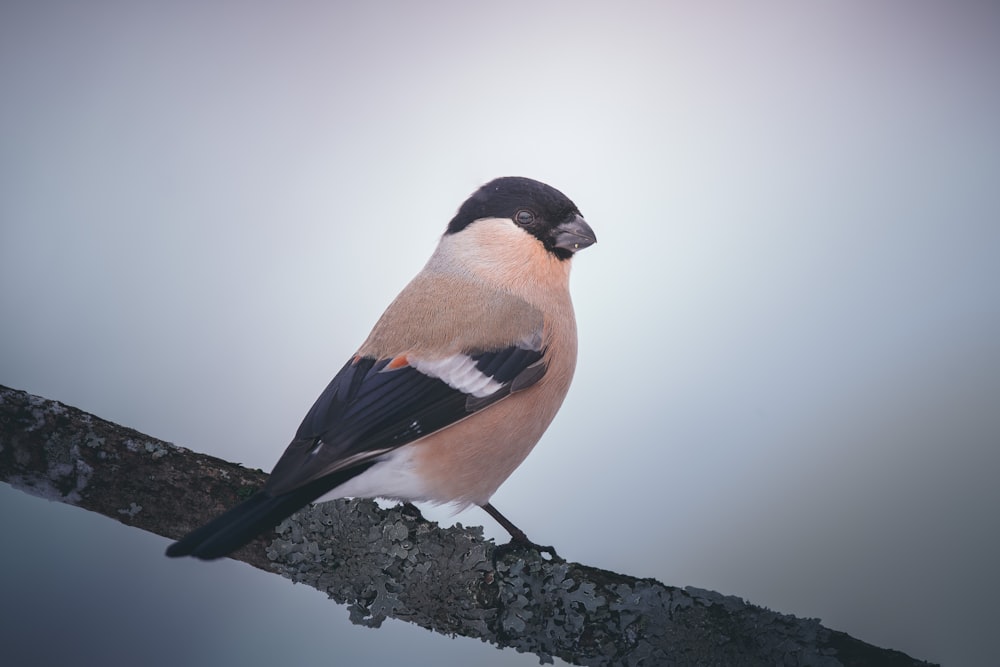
166, 176, 596, 560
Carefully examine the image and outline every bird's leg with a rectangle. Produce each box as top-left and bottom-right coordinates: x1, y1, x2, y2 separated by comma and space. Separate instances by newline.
481, 502, 560, 562
481, 502, 529, 541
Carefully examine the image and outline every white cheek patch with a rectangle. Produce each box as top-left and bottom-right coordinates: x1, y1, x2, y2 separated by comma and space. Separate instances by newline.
410, 355, 504, 398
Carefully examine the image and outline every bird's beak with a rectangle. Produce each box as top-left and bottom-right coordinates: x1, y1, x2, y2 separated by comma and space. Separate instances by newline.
552, 214, 597, 253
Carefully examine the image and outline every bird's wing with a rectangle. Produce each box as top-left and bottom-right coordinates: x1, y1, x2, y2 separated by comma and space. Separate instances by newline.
263, 343, 546, 495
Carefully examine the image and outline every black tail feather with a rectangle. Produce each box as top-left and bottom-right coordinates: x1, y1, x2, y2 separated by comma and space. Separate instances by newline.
166, 464, 374, 560
165, 491, 304, 559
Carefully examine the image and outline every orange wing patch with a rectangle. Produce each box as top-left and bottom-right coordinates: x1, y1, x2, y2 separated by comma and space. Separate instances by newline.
387, 354, 410, 370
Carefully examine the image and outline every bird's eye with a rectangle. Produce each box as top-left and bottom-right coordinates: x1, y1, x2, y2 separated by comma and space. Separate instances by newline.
515, 210, 535, 226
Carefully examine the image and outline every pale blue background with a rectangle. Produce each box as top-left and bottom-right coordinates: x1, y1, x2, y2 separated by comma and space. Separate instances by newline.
2, 2, 998, 666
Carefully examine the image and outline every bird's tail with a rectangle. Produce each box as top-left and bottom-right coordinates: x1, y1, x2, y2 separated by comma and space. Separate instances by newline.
165, 489, 313, 560
166, 462, 379, 560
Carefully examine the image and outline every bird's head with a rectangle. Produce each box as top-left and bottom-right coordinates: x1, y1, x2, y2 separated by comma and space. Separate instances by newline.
446, 177, 596, 261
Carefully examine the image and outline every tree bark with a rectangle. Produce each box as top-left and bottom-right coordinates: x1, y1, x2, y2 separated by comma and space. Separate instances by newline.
0, 384, 934, 666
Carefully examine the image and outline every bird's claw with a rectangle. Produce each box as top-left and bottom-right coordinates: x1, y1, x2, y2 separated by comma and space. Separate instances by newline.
492, 536, 561, 567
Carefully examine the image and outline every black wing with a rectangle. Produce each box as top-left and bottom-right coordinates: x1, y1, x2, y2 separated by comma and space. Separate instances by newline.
265, 346, 545, 495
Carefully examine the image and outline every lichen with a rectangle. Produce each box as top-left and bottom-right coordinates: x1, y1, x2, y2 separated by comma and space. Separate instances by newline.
117, 502, 143, 517
262, 497, 852, 666
143, 440, 171, 459
267, 498, 495, 634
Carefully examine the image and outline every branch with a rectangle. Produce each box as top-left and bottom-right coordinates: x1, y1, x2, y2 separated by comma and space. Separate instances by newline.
0, 384, 933, 666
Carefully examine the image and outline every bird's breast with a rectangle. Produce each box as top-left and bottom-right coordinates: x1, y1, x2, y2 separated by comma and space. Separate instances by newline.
407, 311, 578, 507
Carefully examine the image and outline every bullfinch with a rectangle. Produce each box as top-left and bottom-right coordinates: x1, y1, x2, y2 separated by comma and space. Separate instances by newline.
166, 176, 596, 560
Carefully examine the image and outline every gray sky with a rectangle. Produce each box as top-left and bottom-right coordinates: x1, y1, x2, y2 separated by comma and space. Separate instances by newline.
2, 2, 998, 665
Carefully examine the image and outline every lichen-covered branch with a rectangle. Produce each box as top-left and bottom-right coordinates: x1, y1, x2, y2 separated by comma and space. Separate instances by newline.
0, 384, 933, 666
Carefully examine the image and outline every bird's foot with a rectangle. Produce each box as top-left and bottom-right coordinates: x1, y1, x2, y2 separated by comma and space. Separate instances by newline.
492, 535, 561, 566
481, 502, 561, 565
